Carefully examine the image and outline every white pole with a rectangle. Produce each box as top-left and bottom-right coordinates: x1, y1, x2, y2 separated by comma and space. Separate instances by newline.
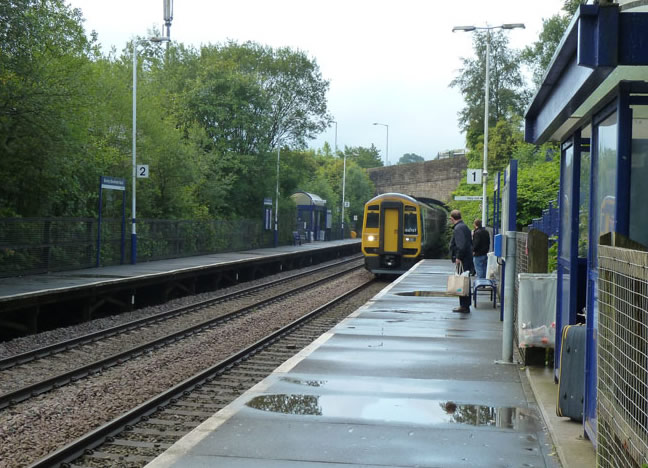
131, 43, 138, 264
275, 136, 280, 247
482, 33, 490, 227
338, 122, 346, 239
386, 124, 389, 167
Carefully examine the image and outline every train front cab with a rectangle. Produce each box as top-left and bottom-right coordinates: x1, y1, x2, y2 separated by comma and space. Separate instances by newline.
362, 198, 421, 275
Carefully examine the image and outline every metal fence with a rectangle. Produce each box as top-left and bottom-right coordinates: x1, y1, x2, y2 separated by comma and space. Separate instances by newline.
598, 245, 648, 468
513, 232, 529, 356
529, 199, 560, 237
0, 217, 290, 277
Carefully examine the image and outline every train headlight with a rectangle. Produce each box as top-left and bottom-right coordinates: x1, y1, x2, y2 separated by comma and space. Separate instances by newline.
367, 234, 377, 242
405, 236, 416, 243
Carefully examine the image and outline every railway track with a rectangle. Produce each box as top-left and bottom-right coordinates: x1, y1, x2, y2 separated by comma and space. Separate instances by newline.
0, 260, 384, 468
29, 276, 384, 468
0, 257, 362, 409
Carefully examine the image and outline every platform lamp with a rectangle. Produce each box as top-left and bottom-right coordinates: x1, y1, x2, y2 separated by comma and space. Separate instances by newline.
372, 122, 389, 166
336, 121, 347, 239
131, 33, 171, 264
274, 131, 281, 248
163, 0, 173, 39
452, 23, 524, 227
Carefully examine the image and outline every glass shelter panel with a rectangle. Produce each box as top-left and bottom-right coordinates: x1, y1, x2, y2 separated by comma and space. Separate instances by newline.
560, 145, 574, 260
592, 113, 618, 269
585, 111, 618, 441
579, 125, 592, 258
630, 106, 648, 247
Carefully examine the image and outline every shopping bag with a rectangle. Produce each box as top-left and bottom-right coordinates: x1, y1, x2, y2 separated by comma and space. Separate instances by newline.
447, 263, 470, 296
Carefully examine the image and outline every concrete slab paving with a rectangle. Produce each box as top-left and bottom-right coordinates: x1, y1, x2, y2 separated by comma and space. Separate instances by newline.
147, 259, 561, 467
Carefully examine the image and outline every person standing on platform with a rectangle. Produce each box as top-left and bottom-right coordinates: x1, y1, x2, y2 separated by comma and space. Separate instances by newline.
449, 209, 473, 313
472, 219, 490, 279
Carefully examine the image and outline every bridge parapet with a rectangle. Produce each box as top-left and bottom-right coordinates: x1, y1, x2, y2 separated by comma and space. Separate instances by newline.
367, 156, 467, 203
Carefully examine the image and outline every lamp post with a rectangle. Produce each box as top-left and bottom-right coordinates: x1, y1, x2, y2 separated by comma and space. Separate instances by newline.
452, 23, 524, 227
372, 122, 389, 166
131, 35, 170, 264
163, 0, 174, 39
335, 121, 347, 239
274, 132, 280, 248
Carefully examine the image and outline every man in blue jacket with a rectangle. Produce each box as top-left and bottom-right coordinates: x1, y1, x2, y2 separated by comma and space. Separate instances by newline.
449, 210, 473, 313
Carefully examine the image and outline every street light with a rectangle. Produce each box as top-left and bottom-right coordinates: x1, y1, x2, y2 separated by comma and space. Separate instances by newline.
372, 122, 389, 166
335, 121, 347, 239
131, 35, 170, 264
452, 23, 524, 227
163, 0, 174, 39
274, 132, 280, 248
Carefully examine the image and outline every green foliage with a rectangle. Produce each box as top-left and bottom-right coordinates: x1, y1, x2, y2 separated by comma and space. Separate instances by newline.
547, 241, 558, 273
449, 30, 528, 150
342, 145, 383, 169
0, 4, 335, 225
516, 156, 560, 229
398, 153, 425, 165
521, 1, 585, 89
450, 116, 560, 229
0, 0, 96, 216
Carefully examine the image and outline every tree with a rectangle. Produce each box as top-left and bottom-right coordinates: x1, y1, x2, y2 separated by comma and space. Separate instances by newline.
398, 153, 425, 165
521, 1, 583, 88
186, 42, 332, 154
342, 145, 383, 169
0, 0, 96, 216
449, 30, 527, 150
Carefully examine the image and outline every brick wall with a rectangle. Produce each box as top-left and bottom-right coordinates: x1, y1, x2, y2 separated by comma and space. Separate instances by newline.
366, 156, 467, 203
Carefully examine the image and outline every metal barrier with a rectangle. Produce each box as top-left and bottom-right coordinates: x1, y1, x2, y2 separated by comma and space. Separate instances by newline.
598, 245, 648, 468
0, 218, 284, 277
530, 199, 560, 237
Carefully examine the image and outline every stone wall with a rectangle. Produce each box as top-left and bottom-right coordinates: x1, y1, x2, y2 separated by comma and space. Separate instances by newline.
366, 156, 467, 203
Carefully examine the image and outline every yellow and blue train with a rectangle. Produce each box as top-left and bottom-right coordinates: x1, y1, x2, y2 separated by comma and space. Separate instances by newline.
361, 193, 447, 275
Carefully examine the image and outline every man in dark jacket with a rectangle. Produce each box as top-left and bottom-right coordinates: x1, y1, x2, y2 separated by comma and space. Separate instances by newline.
449, 210, 473, 313
472, 219, 490, 279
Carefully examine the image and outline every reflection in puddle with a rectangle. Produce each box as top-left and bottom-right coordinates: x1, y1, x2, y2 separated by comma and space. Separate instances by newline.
246, 394, 539, 430
396, 291, 455, 297
280, 377, 328, 387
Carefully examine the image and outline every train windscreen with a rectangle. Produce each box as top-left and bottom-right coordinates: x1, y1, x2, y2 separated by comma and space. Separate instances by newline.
366, 212, 379, 228
404, 212, 418, 234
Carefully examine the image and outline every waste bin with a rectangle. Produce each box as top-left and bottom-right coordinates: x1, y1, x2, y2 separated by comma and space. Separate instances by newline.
517, 273, 557, 348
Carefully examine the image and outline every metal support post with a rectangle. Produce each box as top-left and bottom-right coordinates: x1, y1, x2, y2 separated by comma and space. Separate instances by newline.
502, 230, 517, 362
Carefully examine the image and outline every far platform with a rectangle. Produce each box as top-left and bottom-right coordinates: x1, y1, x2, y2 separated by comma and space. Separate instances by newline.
0, 239, 360, 336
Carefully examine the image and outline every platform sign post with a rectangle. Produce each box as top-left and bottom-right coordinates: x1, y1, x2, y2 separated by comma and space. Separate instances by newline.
97, 176, 126, 267
467, 169, 482, 184
263, 198, 272, 231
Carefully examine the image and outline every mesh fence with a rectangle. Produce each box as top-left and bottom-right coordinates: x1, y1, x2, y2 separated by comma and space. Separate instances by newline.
0, 217, 295, 277
598, 245, 648, 468
514, 232, 530, 355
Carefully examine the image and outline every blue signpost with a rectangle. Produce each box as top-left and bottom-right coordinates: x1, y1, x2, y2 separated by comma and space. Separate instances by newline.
97, 176, 126, 267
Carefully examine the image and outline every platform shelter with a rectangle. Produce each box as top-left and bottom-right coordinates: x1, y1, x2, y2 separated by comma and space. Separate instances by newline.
290, 191, 330, 241
524, 1, 648, 449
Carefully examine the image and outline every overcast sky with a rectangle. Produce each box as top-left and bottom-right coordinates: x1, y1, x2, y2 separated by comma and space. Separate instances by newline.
66, 0, 566, 163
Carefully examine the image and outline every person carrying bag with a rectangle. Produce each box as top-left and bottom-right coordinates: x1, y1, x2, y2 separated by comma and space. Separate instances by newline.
448, 209, 473, 313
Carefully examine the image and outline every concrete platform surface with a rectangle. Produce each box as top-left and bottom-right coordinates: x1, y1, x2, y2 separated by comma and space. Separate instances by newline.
146, 259, 573, 468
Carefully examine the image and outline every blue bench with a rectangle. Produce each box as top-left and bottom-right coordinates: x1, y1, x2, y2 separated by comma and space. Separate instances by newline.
473, 278, 496, 308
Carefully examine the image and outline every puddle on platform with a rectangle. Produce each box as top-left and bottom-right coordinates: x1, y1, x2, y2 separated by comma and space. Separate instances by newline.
246, 394, 539, 429
280, 377, 328, 387
396, 291, 456, 297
